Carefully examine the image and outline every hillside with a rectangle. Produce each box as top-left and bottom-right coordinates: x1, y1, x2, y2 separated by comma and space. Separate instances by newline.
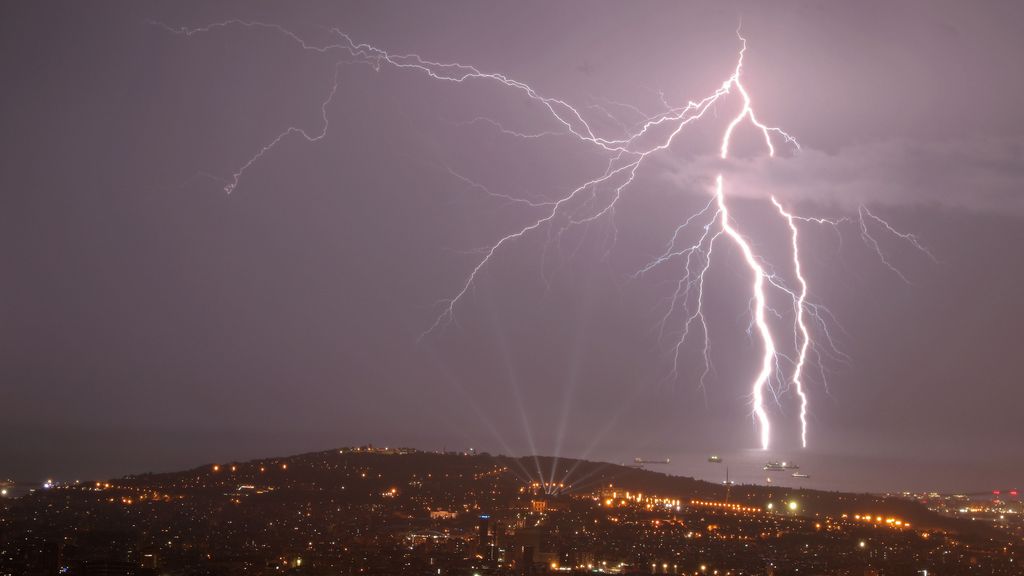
121, 447, 976, 535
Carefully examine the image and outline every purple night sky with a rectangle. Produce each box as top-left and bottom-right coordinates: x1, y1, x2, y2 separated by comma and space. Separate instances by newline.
2, 1, 1023, 493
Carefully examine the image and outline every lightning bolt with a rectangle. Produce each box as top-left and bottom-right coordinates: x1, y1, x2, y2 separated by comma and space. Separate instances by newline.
714, 175, 775, 450
159, 21, 932, 450
771, 197, 810, 448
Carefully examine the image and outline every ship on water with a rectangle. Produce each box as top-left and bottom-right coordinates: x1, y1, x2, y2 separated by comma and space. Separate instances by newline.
634, 458, 670, 465
764, 461, 799, 472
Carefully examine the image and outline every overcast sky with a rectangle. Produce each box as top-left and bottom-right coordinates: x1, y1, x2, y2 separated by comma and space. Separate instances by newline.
2, 1, 1023, 493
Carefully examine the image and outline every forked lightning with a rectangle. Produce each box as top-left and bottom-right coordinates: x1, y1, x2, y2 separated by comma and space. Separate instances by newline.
160, 21, 930, 450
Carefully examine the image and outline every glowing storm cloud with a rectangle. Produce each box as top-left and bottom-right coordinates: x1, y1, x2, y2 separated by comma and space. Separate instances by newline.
159, 22, 931, 450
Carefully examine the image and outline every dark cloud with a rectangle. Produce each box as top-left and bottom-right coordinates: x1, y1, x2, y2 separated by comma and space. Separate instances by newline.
663, 138, 1024, 212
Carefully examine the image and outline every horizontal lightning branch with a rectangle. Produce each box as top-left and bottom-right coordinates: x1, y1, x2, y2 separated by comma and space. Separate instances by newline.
160, 20, 933, 450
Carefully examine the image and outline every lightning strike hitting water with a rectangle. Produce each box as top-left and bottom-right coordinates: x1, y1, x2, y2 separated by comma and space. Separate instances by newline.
714, 175, 775, 450
771, 197, 811, 449
160, 21, 931, 450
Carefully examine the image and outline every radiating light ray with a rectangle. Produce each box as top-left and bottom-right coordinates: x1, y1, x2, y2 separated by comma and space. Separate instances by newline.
160, 21, 935, 450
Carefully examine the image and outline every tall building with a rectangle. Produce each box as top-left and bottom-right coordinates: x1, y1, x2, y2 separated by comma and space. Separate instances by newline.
478, 514, 490, 549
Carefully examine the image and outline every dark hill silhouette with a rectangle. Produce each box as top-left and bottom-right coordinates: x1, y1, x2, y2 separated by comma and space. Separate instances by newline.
121, 447, 983, 536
